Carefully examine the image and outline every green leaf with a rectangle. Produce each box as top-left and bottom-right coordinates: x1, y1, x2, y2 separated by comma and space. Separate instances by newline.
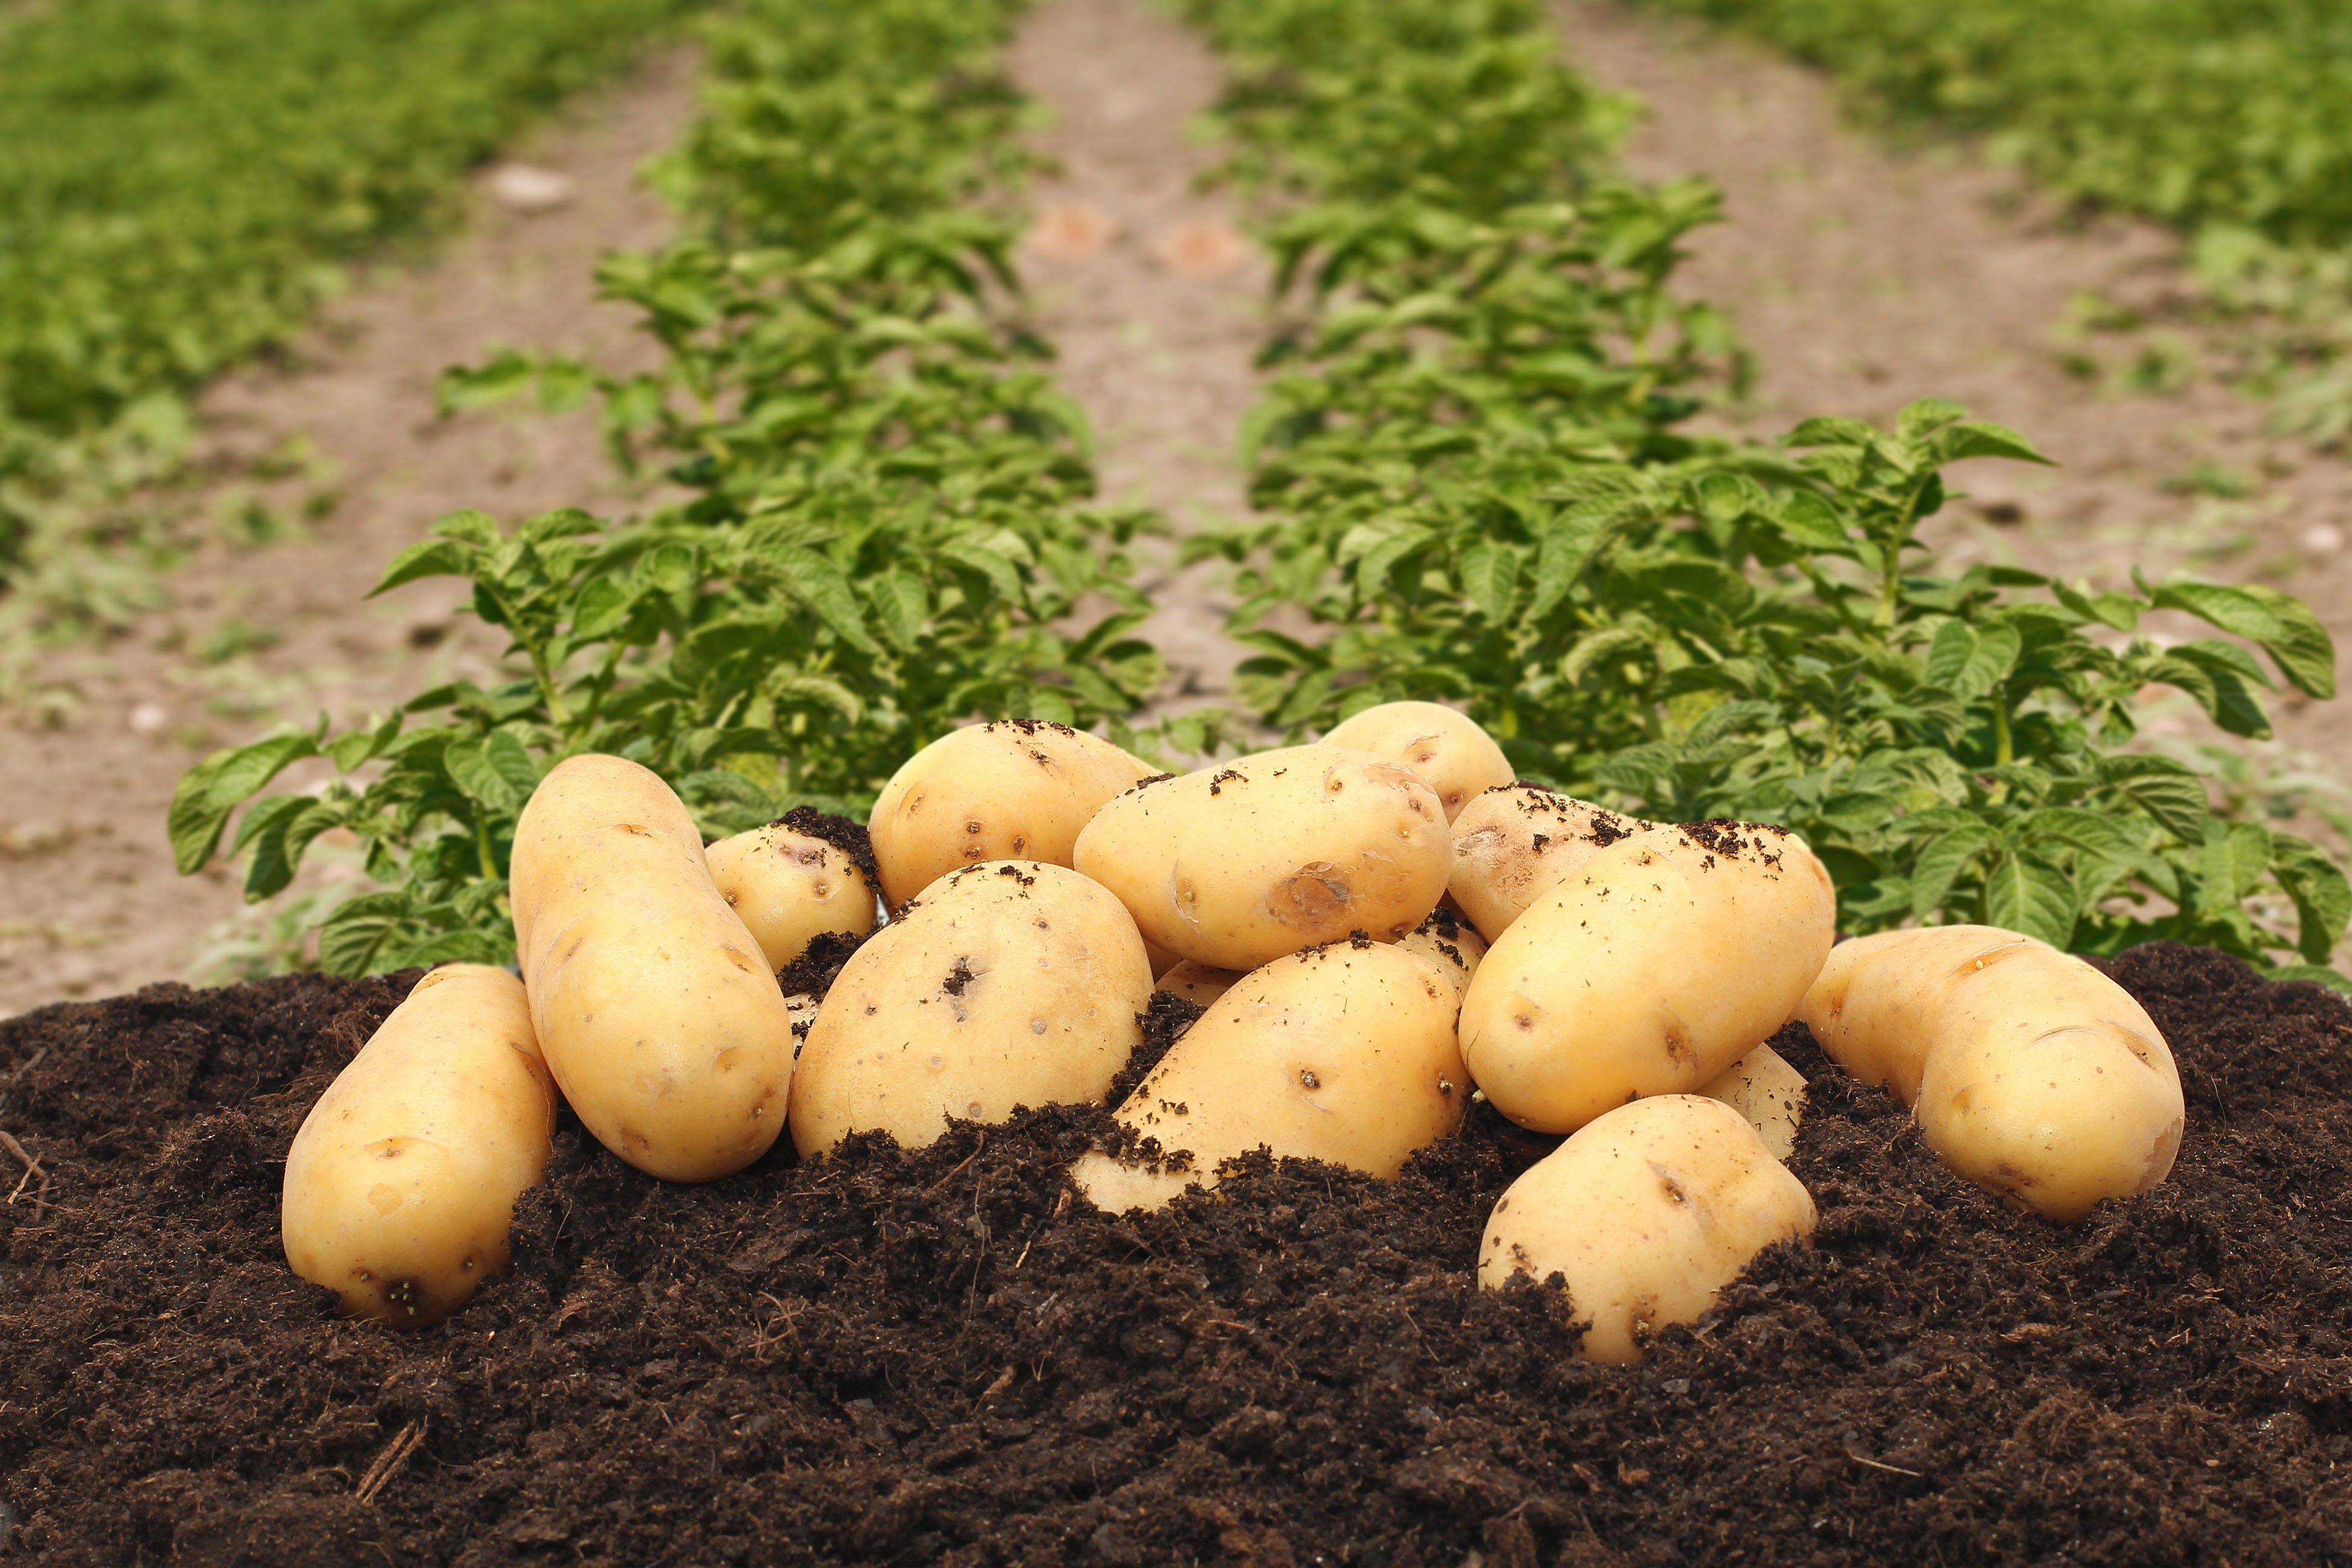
1910, 824, 1993, 918
1933, 420, 2054, 466
318, 892, 413, 978
1459, 542, 1520, 621
2270, 832, 2352, 964
1984, 849, 2078, 946
2197, 820, 2274, 918
371, 538, 472, 598
2148, 577, 2337, 698
444, 730, 538, 812
167, 733, 319, 875
763, 545, 877, 652
1563, 626, 1655, 687
2097, 756, 2212, 841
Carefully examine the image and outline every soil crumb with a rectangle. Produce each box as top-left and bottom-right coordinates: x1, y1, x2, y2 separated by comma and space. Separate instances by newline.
2, 944, 2348, 1563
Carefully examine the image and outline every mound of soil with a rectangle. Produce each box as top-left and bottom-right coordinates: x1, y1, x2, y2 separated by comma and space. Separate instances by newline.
2, 944, 2348, 1565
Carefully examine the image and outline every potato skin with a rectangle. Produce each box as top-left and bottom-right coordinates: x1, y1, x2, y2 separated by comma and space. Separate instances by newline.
1448, 785, 1654, 941
1073, 941, 1468, 1212
1480, 1094, 1816, 1364
511, 754, 795, 1182
1460, 823, 1837, 1134
705, 820, 877, 973
1323, 701, 1512, 822
1798, 926, 2184, 1222
1155, 959, 1241, 1010
789, 861, 1152, 1155
1073, 744, 1451, 970
1396, 906, 1486, 996
1699, 1043, 1808, 1161
281, 965, 555, 1328
867, 721, 1156, 909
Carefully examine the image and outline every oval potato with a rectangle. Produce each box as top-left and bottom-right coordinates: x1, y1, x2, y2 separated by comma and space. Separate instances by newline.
1324, 701, 1512, 822
1448, 785, 1653, 941
867, 721, 1156, 908
1481, 1094, 1816, 1364
511, 754, 795, 1182
1155, 958, 1242, 1010
281, 965, 555, 1327
1073, 744, 1451, 970
705, 813, 878, 973
1698, 1042, 1808, 1161
1396, 904, 1486, 996
789, 861, 1152, 1155
1460, 823, 1837, 1134
1073, 940, 1467, 1212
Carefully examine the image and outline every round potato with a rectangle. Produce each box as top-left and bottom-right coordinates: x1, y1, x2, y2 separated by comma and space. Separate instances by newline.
1396, 904, 1486, 996
1799, 926, 2185, 1222
1460, 822, 1837, 1134
1448, 785, 1654, 941
1073, 940, 1468, 1212
789, 861, 1153, 1155
1323, 701, 1512, 822
1698, 1042, 1808, 1161
704, 812, 878, 974
1155, 958, 1242, 1010
511, 754, 796, 1182
1073, 744, 1451, 970
282, 965, 555, 1328
867, 721, 1157, 908
1481, 1094, 1817, 1364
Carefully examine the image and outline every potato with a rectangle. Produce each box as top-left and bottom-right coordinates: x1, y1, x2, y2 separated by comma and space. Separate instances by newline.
704, 813, 878, 973
1481, 1094, 1816, 1364
1448, 785, 1655, 941
511, 754, 796, 1182
789, 861, 1152, 1155
867, 721, 1157, 908
1073, 744, 1451, 970
1323, 701, 1512, 822
281, 965, 555, 1328
1798, 926, 2184, 1222
1699, 1043, 1807, 1160
1396, 904, 1486, 996
1459, 822, 1837, 1134
1072, 940, 1467, 1212
1155, 959, 1242, 1010
1145, 938, 1183, 979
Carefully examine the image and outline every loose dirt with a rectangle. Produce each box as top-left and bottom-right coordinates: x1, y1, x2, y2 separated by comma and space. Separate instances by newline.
2, 942, 2345, 1563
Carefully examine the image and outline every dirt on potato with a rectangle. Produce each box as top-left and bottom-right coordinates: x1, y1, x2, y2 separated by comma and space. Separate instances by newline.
1, 943, 2348, 1564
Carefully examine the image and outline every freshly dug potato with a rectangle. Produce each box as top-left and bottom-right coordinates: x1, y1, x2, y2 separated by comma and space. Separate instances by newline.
511, 754, 796, 1182
281, 965, 555, 1328
1460, 823, 1836, 1134
1481, 1094, 1816, 1364
1448, 785, 1655, 941
1798, 926, 2184, 1222
1156, 959, 1242, 1010
1323, 701, 1512, 822
704, 812, 877, 973
1073, 744, 1450, 970
1396, 905, 1486, 996
867, 721, 1156, 908
1072, 940, 1467, 1212
789, 861, 1152, 1155
1699, 1043, 1808, 1160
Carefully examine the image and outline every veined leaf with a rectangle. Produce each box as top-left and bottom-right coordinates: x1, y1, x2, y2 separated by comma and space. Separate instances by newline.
1984, 849, 2077, 947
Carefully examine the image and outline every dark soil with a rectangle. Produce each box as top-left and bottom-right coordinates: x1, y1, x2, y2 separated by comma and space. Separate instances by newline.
2, 944, 2349, 1565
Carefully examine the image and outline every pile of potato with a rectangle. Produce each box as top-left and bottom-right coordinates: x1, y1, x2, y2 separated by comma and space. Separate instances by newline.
280, 705, 2188, 1360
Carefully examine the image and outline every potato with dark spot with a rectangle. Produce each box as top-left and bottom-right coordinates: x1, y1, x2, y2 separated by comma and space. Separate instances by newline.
1459, 823, 1835, 1134
281, 965, 555, 1328
1073, 744, 1450, 970
868, 721, 1156, 908
1481, 1094, 1816, 1364
1323, 700, 1512, 822
1448, 785, 1654, 941
1073, 941, 1468, 1212
511, 754, 796, 1182
789, 861, 1152, 1155
705, 819, 877, 973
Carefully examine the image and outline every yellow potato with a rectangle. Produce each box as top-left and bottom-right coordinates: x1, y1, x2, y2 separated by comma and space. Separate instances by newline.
1798, 926, 2185, 1222
1145, 938, 1183, 979
1481, 1094, 1817, 1364
281, 965, 555, 1328
511, 754, 796, 1182
1699, 1043, 1808, 1160
704, 814, 878, 973
1072, 940, 1468, 1212
1073, 744, 1451, 970
867, 721, 1157, 908
1460, 823, 1837, 1134
789, 861, 1152, 1155
1155, 959, 1242, 1010
1448, 785, 1655, 941
1396, 904, 1486, 995
1323, 701, 1513, 822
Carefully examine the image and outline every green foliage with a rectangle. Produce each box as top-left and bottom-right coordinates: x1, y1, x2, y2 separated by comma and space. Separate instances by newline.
169, 0, 1163, 974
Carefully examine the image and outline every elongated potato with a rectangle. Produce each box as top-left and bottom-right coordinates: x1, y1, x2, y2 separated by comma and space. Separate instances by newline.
1699, 1043, 1808, 1160
789, 861, 1152, 1155
1072, 940, 1467, 1212
1798, 926, 2184, 1222
1460, 823, 1836, 1134
1481, 1094, 1816, 1364
511, 754, 795, 1182
705, 811, 878, 973
1449, 785, 1654, 941
867, 721, 1156, 908
282, 965, 555, 1328
1156, 959, 1242, 1010
1396, 904, 1486, 996
1324, 701, 1512, 822
1073, 744, 1451, 970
